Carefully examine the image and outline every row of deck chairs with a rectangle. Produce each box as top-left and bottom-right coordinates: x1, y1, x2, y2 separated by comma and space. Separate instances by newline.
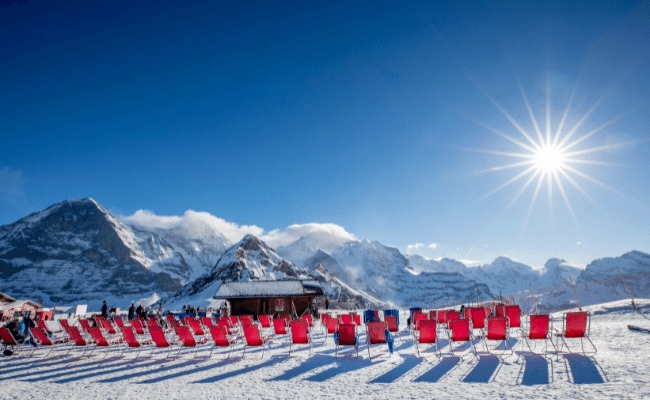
406, 307, 596, 359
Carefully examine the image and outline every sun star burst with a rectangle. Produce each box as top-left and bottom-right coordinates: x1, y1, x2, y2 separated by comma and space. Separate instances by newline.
467, 73, 629, 232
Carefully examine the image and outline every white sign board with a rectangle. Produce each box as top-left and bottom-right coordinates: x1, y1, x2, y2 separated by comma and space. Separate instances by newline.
74, 304, 87, 317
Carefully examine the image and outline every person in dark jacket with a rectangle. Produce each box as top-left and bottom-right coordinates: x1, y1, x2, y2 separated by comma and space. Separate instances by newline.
136, 304, 145, 319
101, 300, 109, 319
128, 303, 136, 320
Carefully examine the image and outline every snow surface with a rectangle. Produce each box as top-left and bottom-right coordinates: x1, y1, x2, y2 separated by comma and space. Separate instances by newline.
3, 299, 649, 399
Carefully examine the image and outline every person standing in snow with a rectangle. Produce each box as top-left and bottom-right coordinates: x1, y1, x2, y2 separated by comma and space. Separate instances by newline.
101, 300, 109, 319
128, 303, 136, 321
325, 298, 330, 310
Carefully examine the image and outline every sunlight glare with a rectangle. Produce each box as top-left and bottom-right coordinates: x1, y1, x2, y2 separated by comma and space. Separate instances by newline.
533, 145, 565, 173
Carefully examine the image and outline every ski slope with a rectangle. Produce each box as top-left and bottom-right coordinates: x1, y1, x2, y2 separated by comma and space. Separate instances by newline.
2, 299, 649, 399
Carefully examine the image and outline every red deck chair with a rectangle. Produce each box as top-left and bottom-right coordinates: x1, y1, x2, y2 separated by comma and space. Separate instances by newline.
320, 313, 331, 333
149, 326, 177, 358
208, 325, 238, 359
132, 318, 147, 335
58, 319, 71, 330
174, 326, 201, 358
217, 318, 235, 335
352, 314, 362, 327
495, 305, 506, 318
385, 316, 401, 342
415, 320, 441, 358
1, 327, 25, 355
63, 326, 91, 357
166, 314, 177, 323
114, 316, 126, 328
340, 314, 352, 325
79, 319, 92, 332
412, 313, 428, 336
289, 319, 312, 357
228, 316, 238, 327
167, 318, 182, 329
557, 311, 596, 355
35, 319, 53, 335
336, 324, 359, 358
447, 319, 477, 358
187, 319, 206, 337
325, 318, 339, 344
119, 326, 150, 359
445, 311, 460, 328
87, 327, 121, 358
483, 317, 514, 356
436, 310, 448, 325
470, 308, 488, 336
242, 324, 271, 358
29, 327, 67, 357
259, 315, 273, 329
366, 321, 390, 358
148, 317, 160, 328
201, 316, 213, 328
302, 314, 313, 328
429, 310, 438, 322
505, 305, 522, 336
522, 314, 558, 358
100, 319, 117, 335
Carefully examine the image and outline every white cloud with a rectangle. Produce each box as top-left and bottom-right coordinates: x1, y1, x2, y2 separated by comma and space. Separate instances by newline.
121, 209, 264, 243
577, 242, 582, 245
459, 259, 481, 266
0, 167, 26, 200
261, 223, 357, 248
428, 243, 438, 249
120, 210, 356, 248
407, 243, 424, 251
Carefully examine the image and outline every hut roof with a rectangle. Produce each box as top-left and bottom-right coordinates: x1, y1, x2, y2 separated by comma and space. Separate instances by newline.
0, 299, 42, 312
0, 291, 17, 304
214, 280, 324, 299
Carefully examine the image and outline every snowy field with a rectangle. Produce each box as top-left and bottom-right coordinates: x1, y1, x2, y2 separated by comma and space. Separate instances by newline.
3, 299, 650, 400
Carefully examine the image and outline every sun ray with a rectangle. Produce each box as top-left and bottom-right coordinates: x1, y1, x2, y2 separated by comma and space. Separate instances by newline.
552, 84, 578, 147
562, 164, 622, 194
499, 169, 541, 219
557, 168, 603, 211
523, 172, 546, 229
478, 165, 537, 202
516, 74, 545, 145
473, 120, 538, 153
483, 93, 541, 150
563, 140, 636, 158
546, 73, 552, 146
561, 112, 629, 152
562, 158, 630, 167
553, 170, 582, 235
557, 86, 613, 149
459, 148, 534, 159
475, 160, 536, 174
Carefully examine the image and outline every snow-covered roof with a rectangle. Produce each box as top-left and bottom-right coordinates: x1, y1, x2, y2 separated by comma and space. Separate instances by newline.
214, 280, 324, 299
0, 291, 17, 304
0, 300, 41, 312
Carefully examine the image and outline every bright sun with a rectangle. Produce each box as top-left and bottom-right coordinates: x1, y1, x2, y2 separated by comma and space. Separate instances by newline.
533, 145, 565, 173
467, 74, 628, 230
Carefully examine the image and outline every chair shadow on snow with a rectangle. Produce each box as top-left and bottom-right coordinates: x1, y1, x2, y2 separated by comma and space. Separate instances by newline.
563, 354, 607, 384
517, 353, 552, 386
369, 354, 423, 384
1, 356, 111, 382
191, 356, 285, 384
412, 357, 461, 383
268, 355, 337, 381
461, 355, 501, 383
305, 357, 378, 382
58, 357, 181, 384
22, 357, 140, 383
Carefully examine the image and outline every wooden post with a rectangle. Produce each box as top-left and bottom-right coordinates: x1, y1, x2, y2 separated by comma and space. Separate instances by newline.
529, 283, 539, 314
617, 268, 638, 310
569, 276, 582, 311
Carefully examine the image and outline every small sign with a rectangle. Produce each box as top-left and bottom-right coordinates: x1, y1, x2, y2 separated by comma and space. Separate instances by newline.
274, 298, 286, 312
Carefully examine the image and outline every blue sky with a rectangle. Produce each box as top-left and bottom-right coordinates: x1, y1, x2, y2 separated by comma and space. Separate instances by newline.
1, 0, 649, 267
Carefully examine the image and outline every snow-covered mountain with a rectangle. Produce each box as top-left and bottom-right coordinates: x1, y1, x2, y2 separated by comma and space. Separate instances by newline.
163, 234, 310, 309
577, 251, 650, 283
405, 254, 582, 296
0, 198, 183, 306
276, 230, 357, 268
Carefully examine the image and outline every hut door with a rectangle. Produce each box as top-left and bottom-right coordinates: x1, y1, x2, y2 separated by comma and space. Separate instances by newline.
261, 299, 268, 315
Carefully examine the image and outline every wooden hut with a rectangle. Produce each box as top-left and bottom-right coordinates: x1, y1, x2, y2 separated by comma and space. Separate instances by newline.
213, 280, 324, 317
0, 299, 42, 321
